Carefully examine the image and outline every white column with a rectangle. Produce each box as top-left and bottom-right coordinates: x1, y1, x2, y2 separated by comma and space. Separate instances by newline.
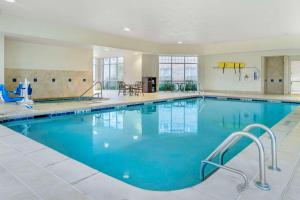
0, 33, 4, 84
142, 54, 159, 78
94, 58, 102, 83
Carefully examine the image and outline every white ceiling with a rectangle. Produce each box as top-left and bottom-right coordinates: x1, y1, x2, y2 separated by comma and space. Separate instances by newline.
93, 46, 140, 58
0, 0, 299, 44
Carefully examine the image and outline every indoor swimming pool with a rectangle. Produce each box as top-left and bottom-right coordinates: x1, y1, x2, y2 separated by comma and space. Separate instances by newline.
2, 98, 297, 191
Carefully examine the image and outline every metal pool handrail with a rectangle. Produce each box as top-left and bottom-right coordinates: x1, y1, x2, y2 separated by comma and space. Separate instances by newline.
200, 131, 271, 190
79, 81, 103, 100
201, 160, 248, 191
219, 123, 280, 171
197, 81, 205, 99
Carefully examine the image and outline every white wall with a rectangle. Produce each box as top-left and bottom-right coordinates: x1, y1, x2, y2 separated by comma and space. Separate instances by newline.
94, 53, 159, 85
201, 50, 300, 93
5, 39, 93, 71
0, 34, 4, 84
142, 54, 159, 78
4, 13, 300, 94
202, 53, 262, 93
94, 50, 142, 84
123, 54, 142, 84
95, 49, 300, 93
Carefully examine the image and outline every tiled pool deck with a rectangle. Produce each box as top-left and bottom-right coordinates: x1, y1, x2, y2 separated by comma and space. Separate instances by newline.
1, 91, 300, 199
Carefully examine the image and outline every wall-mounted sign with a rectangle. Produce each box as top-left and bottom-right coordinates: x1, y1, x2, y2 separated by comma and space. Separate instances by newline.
218, 62, 246, 68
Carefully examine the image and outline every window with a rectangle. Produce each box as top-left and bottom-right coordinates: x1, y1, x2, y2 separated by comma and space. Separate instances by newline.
158, 101, 198, 135
159, 56, 198, 82
103, 57, 124, 89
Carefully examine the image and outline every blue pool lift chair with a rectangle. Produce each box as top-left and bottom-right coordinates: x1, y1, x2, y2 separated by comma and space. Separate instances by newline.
13, 83, 23, 96
12, 83, 32, 98
28, 84, 33, 98
9, 82, 32, 99
0, 84, 24, 103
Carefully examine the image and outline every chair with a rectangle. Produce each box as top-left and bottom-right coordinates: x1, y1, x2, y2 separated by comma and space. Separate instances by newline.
28, 84, 33, 98
13, 83, 23, 96
117, 81, 129, 96
133, 81, 144, 96
0, 84, 23, 103
11, 83, 32, 97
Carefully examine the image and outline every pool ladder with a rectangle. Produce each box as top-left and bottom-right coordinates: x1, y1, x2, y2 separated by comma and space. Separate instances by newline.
79, 81, 103, 100
197, 81, 205, 100
200, 123, 280, 191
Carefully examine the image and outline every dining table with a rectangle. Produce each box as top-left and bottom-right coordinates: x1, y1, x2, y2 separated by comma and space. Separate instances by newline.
125, 83, 137, 96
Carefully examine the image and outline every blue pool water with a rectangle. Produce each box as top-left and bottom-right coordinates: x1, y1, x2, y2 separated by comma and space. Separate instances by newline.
2, 98, 297, 191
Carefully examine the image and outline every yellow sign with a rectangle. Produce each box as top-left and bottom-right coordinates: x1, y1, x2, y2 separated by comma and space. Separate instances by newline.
218, 62, 246, 68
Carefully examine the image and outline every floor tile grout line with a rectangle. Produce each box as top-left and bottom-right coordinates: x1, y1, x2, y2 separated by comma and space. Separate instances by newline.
0, 137, 48, 155
8, 154, 91, 199
0, 137, 91, 199
0, 139, 23, 153
44, 157, 69, 168
0, 133, 15, 138
0, 160, 44, 200
235, 120, 300, 200
280, 152, 300, 200
23, 147, 48, 154
71, 172, 99, 185
0, 133, 13, 137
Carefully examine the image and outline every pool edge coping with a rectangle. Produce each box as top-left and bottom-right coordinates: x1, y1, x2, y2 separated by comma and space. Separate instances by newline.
1, 93, 300, 123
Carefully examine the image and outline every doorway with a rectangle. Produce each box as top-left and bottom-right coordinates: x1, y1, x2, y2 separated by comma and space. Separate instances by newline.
290, 61, 300, 94
264, 56, 284, 94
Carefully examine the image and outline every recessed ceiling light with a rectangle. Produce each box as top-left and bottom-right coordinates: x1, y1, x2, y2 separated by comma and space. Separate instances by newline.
177, 41, 183, 44
5, 0, 16, 3
123, 27, 131, 32
104, 48, 109, 52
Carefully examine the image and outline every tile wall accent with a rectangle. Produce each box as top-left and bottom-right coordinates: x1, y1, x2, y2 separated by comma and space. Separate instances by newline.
5, 68, 93, 99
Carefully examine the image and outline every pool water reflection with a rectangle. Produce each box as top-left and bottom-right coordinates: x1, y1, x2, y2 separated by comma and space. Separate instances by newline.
4, 98, 297, 191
